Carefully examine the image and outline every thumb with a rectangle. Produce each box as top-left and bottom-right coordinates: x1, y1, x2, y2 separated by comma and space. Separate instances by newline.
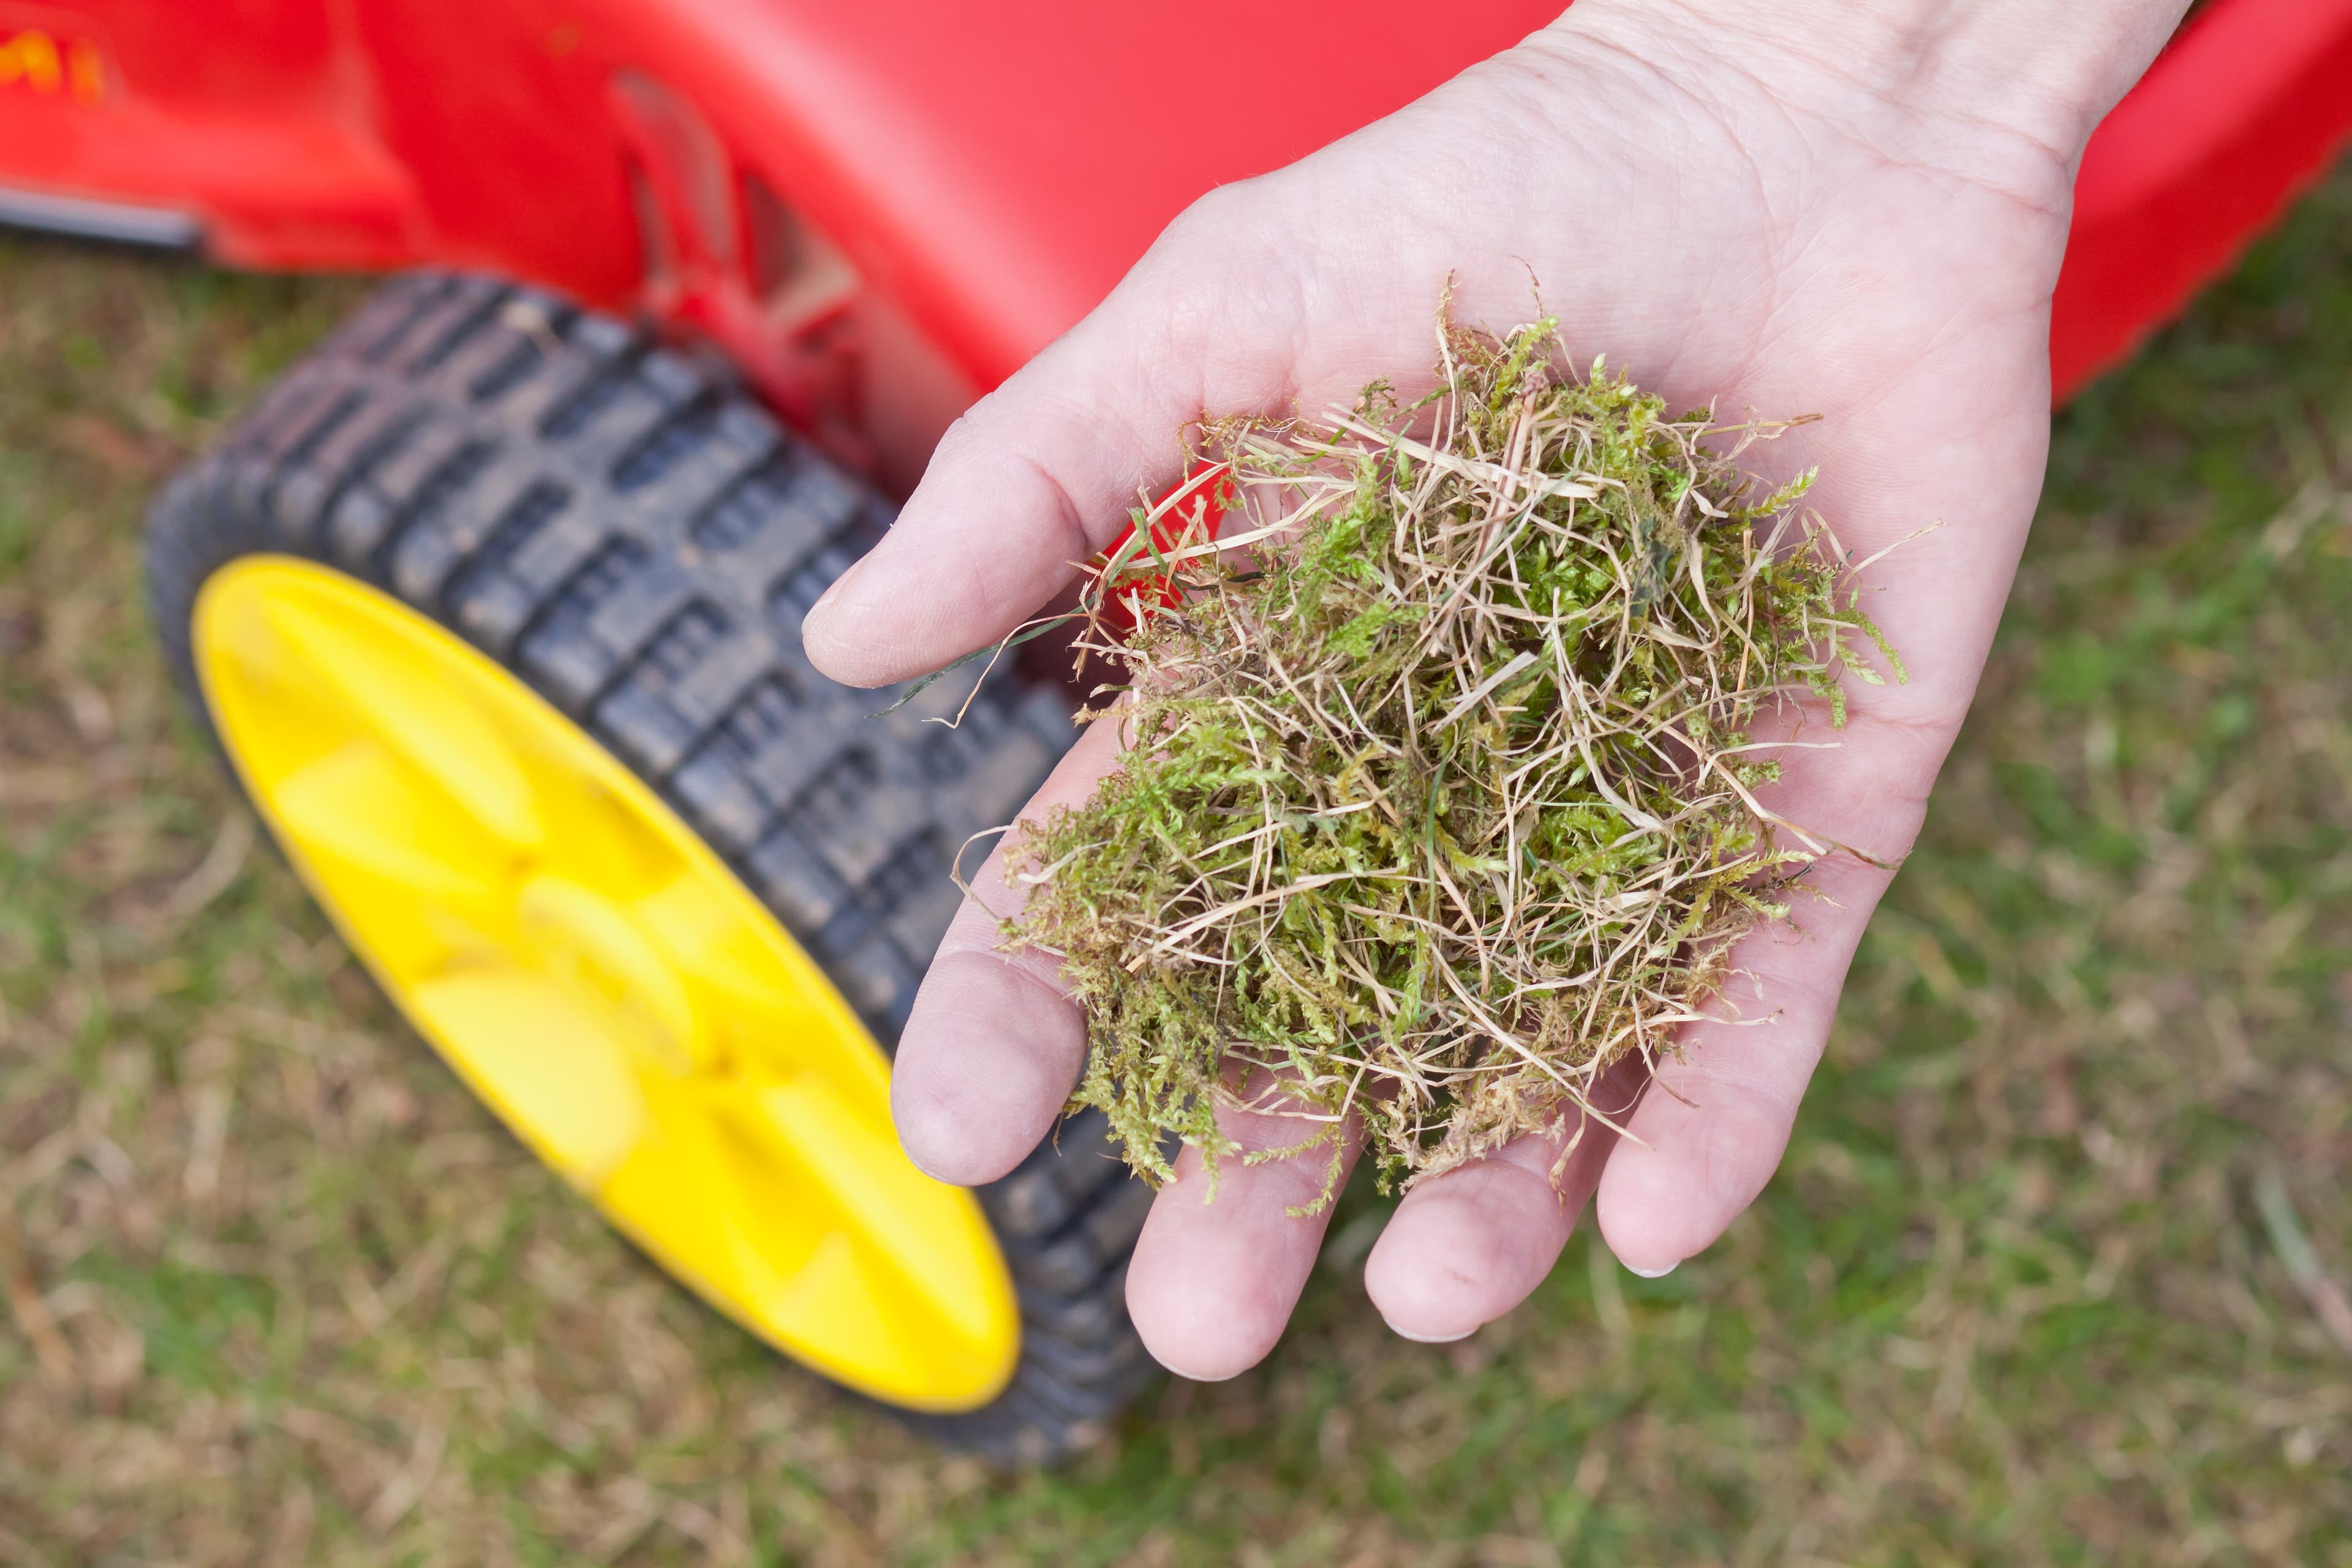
801, 216, 1264, 689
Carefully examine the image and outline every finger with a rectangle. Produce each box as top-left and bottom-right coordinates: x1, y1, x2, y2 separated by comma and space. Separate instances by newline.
801, 202, 1275, 690
1593, 714, 1932, 1274
890, 717, 1124, 1185
1124, 1075, 1362, 1382
1363, 1053, 1645, 1342
1592, 890, 1861, 1275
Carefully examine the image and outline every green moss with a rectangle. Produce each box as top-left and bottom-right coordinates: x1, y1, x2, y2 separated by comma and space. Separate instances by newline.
1014, 317, 1899, 1203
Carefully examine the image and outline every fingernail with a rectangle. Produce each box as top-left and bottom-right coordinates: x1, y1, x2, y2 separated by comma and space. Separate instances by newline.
1624, 1260, 1678, 1278
1387, 1323, 1474, 1344
1156, 1358, 1242, 1383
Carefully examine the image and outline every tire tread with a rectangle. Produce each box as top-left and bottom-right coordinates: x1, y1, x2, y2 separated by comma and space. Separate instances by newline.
142, 270, 1152, 1466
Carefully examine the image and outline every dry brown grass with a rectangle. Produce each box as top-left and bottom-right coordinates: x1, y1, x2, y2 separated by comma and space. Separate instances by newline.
1021, 321, 1893, 1200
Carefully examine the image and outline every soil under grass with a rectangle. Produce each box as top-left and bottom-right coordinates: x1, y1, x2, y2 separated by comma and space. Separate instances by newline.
2, 160, 2351, 1562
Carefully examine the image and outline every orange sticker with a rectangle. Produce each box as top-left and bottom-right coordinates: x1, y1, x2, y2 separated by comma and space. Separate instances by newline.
0, 28, 105, 101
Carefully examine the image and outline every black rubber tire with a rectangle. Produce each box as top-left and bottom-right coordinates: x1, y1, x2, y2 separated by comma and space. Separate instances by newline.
141, 271, 1155, 1464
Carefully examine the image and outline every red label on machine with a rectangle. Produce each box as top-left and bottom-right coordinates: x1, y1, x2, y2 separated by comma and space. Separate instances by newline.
1096, 461, 1231, 631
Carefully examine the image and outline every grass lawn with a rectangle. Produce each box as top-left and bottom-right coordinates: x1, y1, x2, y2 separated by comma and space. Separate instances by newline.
4, 161, 2351, 1565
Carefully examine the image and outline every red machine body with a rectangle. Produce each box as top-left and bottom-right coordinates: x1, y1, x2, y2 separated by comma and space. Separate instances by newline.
4, 0, 2350, 490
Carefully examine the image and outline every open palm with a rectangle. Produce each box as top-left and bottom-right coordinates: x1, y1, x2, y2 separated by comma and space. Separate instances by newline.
803, 0, 2185, 1377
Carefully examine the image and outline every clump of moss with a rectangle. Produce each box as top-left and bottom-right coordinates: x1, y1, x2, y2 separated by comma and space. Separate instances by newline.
1007, 315, 1900, 1205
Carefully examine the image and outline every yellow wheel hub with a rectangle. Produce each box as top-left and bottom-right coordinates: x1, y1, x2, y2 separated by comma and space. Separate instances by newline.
192, 556, 1019, 1411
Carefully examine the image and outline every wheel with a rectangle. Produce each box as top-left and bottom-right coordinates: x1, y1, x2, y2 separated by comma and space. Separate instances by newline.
142, 272, 1156, 1463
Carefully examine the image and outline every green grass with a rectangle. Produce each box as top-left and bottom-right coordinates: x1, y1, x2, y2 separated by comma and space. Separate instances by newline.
3, 159, 2351, 1562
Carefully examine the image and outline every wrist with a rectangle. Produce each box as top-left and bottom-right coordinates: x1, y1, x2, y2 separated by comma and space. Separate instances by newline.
1539, 0, 2192, 160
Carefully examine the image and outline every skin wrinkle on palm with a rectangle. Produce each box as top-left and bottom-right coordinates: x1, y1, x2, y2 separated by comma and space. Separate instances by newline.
807, 0, 2196, 1377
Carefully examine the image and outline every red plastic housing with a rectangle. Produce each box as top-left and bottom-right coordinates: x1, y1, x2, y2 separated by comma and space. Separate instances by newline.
2054, 0, 2352, 396
2, 0, 2349, 483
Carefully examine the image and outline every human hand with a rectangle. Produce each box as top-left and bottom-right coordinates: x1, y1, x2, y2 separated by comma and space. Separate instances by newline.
803, 0, 2188, 1377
